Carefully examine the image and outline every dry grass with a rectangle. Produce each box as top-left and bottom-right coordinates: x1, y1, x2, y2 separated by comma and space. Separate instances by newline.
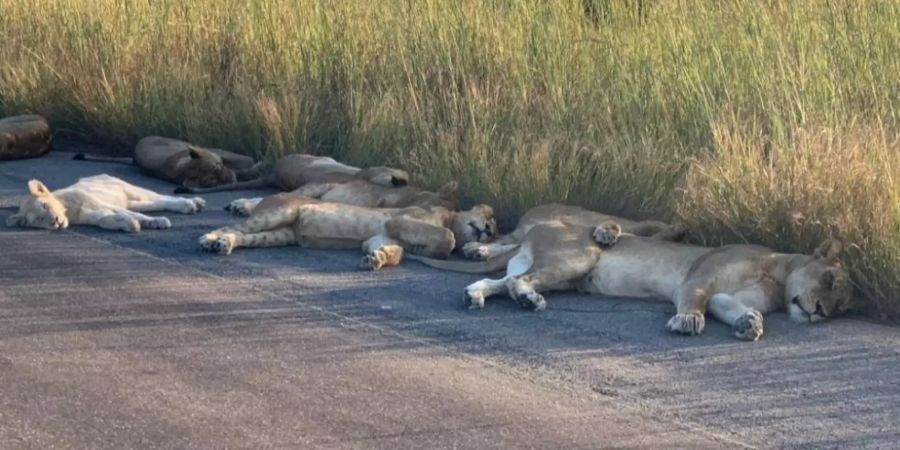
0, 0, 898, 316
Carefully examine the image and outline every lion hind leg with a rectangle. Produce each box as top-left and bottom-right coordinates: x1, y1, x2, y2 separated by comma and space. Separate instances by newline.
199, 227, 296, 255
360, 235, 404, 270
232, 208, 298, 234
464, 277, 508, 309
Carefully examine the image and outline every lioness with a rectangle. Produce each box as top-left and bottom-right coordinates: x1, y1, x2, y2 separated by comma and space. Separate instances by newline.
457, 204, 680, 260
74, 136, 259, 189
409, 204, 684, 311
582, 232, 853, 341
6, 175, 205, 232
198, 192, 497, 270
174, 153, 410, 195
223, 179, 460, 216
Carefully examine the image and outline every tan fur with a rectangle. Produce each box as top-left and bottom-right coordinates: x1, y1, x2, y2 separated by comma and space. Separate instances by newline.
410, 204, 684, 311
458, 203, 681, 260
75, 136, 259, 188
178, 153, 411, 195
6, 175, 206, 232
198, 192, 496, 270
582, 235, 854, 341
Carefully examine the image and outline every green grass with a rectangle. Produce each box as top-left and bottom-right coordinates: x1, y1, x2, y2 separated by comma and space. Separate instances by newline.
1, 0, 898, 317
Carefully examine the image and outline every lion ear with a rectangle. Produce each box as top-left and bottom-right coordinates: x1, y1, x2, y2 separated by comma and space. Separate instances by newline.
473, 204, 494, 216
27, 179, 51, 197
390, 175, 408, 187
6, 213, 25, 228
188, 145, 209, 160
813, 238, 843, 263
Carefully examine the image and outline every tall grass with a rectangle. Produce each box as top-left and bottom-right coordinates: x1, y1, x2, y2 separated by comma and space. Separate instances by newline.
1, 0, 898, 316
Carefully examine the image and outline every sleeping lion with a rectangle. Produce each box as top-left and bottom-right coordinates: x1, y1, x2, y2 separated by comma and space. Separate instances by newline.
198, 192, 497, 270
582, 231, 854, 340
6, 175, 205, 232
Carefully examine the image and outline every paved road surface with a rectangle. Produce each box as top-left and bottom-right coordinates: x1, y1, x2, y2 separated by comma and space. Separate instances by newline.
1, 152, 899, 449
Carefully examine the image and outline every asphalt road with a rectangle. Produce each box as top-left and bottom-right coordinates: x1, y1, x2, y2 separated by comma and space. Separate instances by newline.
1, 152, 899, 449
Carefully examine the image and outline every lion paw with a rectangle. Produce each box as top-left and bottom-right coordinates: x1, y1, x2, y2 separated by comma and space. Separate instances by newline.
121, 217, 142, 233
225, 199, 254, 217
191, 197, 206, 212
199, 232, 235, 255
733, 311, 764, 341
143, 217, 172, 230
666, 312, 705, 335
359, 253, 384, 271
593, 221, 622, 247
462, 242, 490, 260
514, 290, 546, 311
463, 287, 486, 309
179, 198, 204, 214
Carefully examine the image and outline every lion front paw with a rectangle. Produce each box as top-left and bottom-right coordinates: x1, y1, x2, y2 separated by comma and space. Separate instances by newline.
225, 199, 254, 216
359, 252, 385, 271
666, 312, 705, 335
733, 310, 764, 341
122, 217, 142, 233
199, 232, 235, 255
593, 221, 622, 247
191, 197, 206, 212
462, 241, 490, 260
144, 217, 172, 230
179, 198, 203, 214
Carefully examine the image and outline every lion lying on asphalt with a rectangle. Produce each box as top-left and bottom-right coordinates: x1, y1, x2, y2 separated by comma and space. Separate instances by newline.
175, 152, 457, 212
6, 175, 205, 232
198, 193, 496, 270
175, 153, 408, 192
454, 204, 681, 261
409, 204, 684, 310
74, 136, 260, 189
582, 232, 854, 341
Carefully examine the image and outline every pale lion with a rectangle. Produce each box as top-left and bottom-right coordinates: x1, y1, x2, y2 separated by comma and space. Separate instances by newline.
6, 175, 205, 232
582, 233, 854, 341
198, 192, 496, 270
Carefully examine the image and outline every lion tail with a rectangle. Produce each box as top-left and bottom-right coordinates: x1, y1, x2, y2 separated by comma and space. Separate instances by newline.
408, 250, 515, 274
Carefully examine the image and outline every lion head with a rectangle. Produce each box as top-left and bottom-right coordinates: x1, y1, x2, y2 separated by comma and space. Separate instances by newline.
451, 204, 497, 249
786, 238, 854, 323
6, 180, 68, 230
180, 146, 238, 188
357, 166, 410, 188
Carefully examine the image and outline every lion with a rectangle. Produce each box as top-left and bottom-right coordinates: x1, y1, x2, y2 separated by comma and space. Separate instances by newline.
222, 179, 460, 216
5, 175, 206, 232
173, 153, 410, 195
0, 114, 52, 161
455, 204, 681, 261
408, 204, 684, 310
197, 192, 497, 270
73, 136, 259, 189
174, 153, 458, 213
581, 232, 854, 341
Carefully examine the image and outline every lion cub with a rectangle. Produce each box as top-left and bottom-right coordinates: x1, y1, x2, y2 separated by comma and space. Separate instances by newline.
198, 192, 497, 270
6, 175, 205, 232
